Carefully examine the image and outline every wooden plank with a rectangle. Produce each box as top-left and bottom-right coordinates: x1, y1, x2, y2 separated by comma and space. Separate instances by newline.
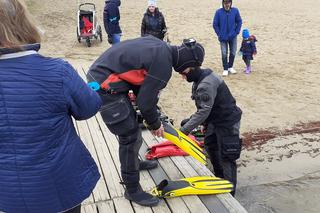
172, 156, 227, 213
113, 197, 135, 213
74, 122, 95, 205
76, 64, 246, 212
143, 131, 209, 212
140, 142, 189, 213
76, 120, 110, 202
96, 200, 116, 213
82, 108, 154, 213
79, 66, 160, 209
76, 64, 168, 211
87, 117, 124, 198
96, 114, 172, 212
139, 143, 173, 213
82, 194, 94, 205
95, 114, 121, 164
142, 130, 243, 213
187, 158, 248, 213
138, 169, 172, 213
142, 130, 206, 213
81, 204, 97, 213
72, 118, 78, 134
132, 202, 153, 213
145, 129, 236, 212
168, 156, 210, 213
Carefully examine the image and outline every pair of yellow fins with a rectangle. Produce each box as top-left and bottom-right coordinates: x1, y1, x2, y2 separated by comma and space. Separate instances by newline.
162, 122, 207, 165
152, 176, 234, 198
156, 123, 233, 197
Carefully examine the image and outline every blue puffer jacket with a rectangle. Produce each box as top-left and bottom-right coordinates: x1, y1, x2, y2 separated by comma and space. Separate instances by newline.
0, 44, 101, 213
103, 0, 122, 35
213, 7, 242, 42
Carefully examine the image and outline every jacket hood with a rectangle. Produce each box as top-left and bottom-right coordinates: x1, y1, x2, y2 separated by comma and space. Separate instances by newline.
222, 0, 232, 10
106, 0, 121, 7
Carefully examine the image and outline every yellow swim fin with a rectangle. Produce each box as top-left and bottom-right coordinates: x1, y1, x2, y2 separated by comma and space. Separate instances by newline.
162, 122, 207, 165
151, 176, 234, 198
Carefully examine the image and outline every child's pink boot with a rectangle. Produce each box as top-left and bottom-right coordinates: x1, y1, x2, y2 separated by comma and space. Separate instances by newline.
245, 66, 251, 74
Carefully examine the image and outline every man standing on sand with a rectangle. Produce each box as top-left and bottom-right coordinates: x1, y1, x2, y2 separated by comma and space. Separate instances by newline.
213, 0, 242, 77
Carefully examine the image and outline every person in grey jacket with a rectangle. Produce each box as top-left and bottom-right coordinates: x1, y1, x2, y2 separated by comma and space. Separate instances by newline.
178, 39, 242, 196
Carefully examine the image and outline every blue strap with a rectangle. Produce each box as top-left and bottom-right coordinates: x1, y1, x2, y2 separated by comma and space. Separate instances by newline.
87, 82, 100, 91
109, 17, 117, 22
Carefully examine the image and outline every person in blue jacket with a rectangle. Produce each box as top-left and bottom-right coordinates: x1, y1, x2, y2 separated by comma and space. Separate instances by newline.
213, 0, 242, 76
104, 0, 122, 45
0, 1, 102, 213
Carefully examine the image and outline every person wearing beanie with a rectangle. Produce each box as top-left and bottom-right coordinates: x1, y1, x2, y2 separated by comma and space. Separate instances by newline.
178, 41, 242, 196
213, 0, 242, 76
141, 0, 167, 40
103, 0, 122, 45
87, 36, 206, 207
148, 0, 156, 7
239, 28, 257, 74
172, 38, 205, 73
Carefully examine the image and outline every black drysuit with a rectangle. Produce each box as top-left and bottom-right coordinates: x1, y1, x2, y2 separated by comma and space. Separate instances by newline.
180, 68, 242, 195
87, 36, 173, 189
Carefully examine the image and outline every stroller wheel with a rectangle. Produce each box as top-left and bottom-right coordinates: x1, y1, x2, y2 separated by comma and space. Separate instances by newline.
76, 27, 81, 43
86, 38, 91, 47
99, 31, 103, 42
98, 25, 103, 42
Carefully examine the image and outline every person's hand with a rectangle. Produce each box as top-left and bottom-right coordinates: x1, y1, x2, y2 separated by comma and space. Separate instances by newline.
180, 118, 190, 127
151, 123, 164, 138
179, 127, 189, 136
200, 125, 207, 134
107, 35, 113, 44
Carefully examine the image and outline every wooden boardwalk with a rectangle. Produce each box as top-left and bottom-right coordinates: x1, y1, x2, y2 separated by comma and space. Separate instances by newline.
76, 67, 247, 213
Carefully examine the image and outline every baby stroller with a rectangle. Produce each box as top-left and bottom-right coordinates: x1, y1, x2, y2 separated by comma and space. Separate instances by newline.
77, 3, 102, 47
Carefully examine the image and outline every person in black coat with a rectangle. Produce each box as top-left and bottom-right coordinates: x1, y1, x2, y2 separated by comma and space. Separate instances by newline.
141, 0, 167, 40
103, 0, 122, 45
87, 36, 206, 207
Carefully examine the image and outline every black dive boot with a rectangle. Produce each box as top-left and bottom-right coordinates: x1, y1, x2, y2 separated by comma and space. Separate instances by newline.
124, 185, 160, 207
139, 160, 158, 170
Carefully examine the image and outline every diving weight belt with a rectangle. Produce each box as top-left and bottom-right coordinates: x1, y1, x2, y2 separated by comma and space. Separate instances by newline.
162, 122, 207, 165
151, 176, 234, 198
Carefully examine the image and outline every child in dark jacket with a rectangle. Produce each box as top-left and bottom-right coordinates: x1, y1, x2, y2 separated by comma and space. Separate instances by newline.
239, 28, 257, 74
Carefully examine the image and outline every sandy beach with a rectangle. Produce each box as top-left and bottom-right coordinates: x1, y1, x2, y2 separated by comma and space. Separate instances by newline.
24, 0, 320, 212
